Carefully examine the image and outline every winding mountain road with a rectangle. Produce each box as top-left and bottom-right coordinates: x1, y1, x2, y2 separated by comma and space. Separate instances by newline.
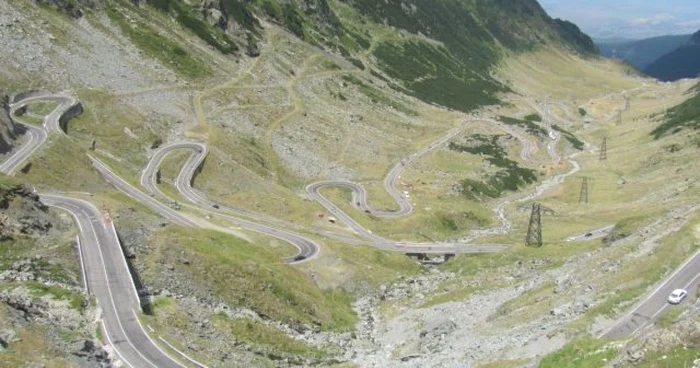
0, 122, 46, 175
4, 84, 693, 367
138, 139, 508, 255
600, 251, 700, 339
0, 94, 77, 174
93, 154, 320, 262
42, 195, 185, 368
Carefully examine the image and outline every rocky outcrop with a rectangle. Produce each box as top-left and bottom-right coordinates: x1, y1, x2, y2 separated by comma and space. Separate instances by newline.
0, 287, 87, 331
0, 94, 18, 154
58, 101, 83, 134
0, 184, 53, 240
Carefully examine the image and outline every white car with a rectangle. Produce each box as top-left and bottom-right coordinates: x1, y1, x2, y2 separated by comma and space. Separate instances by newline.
668, 289, 688, 304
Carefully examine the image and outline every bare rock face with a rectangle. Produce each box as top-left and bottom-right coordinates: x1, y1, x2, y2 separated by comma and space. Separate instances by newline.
0, 184, 53, 240
0, 94, 18, 155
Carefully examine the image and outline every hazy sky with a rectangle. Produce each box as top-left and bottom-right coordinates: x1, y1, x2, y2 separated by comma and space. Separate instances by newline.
539, 0, 700, 40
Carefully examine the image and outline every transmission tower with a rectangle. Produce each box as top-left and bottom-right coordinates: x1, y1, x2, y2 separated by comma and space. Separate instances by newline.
616, 110, 622, 125
599, 137, 607, 161
579, 176, 589, 204
543, 96, 550, 126
525, 203, 543, 247
625, 96, 631, 111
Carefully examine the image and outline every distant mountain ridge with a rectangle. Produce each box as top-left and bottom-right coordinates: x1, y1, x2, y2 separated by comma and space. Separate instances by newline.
597, 34, 691, 70
644, 30, 700, 81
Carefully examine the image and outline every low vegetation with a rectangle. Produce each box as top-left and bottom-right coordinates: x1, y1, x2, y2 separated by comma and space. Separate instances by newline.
341, 74, 417, 116
651, 88, 700, 138
105, 2, 211, 79
539, 338, 617, 368
148, 0, 239, 54
25, 282, 86, 311
499, 115, 547, 137
638, 345, 700, 367
449, 134, 537, 199
552, 124, 584, 150
146, 227, 358, 331
523, 113, 542, 122
212, 314, 329, 359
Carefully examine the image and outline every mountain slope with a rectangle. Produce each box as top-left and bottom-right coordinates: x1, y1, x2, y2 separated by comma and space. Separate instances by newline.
8, 1, 699, 367
0, 93, 18, 155
51, 0, 597, 113
644, 30, 700, 81
597, 34, 691, 70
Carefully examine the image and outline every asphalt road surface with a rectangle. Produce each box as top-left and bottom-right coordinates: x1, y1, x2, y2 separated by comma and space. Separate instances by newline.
140, 141, 509, 256
566, 225, 615, 242
0, 95, 76, 174
94, 154, 320, 262
10, 94, 79, 134
308, 125, 464, 219
600, 251, 700, 339
42, 194, 184, 368
0, 122, 46, 175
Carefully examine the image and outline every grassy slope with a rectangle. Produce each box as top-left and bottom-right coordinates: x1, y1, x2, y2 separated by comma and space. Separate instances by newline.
143, 227, 356, 330
651, 85, 700, 138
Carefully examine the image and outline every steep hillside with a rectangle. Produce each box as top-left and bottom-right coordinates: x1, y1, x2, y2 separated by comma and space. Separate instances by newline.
0, 93, 18, 155
6, 0, 700, 367
597, 34, 691, 70
37, 0, 597, 114
651, 83, 700, 138
644, 30, 700, 81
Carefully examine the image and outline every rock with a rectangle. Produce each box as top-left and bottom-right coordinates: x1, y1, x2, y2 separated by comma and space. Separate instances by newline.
626, 349, 643, 362
0, 328, 18, 347
420, 319, 457, 339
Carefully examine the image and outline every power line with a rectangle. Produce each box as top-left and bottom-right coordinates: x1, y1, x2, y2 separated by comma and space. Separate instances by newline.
579, 176, 589, 204
525, 203, 542, 247
599, 137, 607, 161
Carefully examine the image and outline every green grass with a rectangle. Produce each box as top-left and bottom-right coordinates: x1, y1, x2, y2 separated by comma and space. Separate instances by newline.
105, 2, 210, 79
18, 136, 106, 191
150, 295, 176, 313
25, 101, 58, 116
95, 324, 103, 344
638, 346, 700, 367
15, 114, 44, 126
212, 313, 329, 359
602, 213, 660, 246
24, 282, 85, 311
318, 241, 424, 287
145, 227, 358, 331
655, 306, 686, 329
539, 338, 617, 368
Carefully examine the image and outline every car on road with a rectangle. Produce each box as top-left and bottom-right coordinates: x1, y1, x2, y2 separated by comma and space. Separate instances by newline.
212, 204, 220, 209
585, 232, 593, 237
668, 289, 688, 304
